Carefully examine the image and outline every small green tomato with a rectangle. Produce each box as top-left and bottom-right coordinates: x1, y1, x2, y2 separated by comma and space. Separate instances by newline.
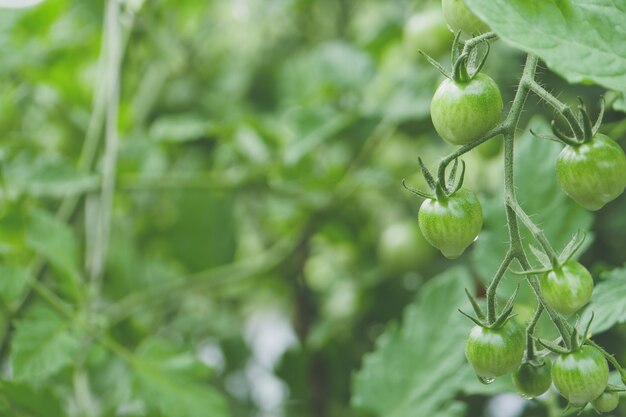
430, 73, 503, 146
592, 391, 620, 413
557, 133, 626, 211
540, 261, 593, 316
552, 346, 609, 407
418, 189, 483, 259
465, 319, 525, 379
512, 360, 552, 399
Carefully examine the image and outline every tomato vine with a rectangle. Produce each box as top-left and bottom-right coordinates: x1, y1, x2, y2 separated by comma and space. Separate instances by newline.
413, 27, 626, 410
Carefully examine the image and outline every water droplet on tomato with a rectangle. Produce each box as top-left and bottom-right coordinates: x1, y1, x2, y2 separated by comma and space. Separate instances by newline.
477, 375, 495, 385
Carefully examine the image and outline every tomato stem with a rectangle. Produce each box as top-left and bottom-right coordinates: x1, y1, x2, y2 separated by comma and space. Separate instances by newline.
525, 304, 543, 360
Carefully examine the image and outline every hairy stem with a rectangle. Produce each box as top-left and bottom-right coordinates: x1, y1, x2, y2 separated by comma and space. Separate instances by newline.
507, 201, 560, 267
525, 304, 543, 360
526, 79, 583, 140
486, 251, 514, 323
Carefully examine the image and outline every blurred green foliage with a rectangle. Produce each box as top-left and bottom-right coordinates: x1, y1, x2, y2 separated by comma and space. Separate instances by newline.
0, 1, 625, 417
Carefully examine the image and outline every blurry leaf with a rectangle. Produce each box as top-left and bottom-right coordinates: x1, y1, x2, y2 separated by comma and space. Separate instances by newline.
27, 209, 82, 296
352, 267, 472, 417
279, 41, 374, 105
134, 338, 230, 417
0, 265, 29, 305
11, 305, 80, 384
18, 162, 98, 198
580, 266, 626, 334
363, 44, 438, 122
148, 191, 236, 271
472, 117, 593, 302
283, 114, 356, 166
0, 0, 44, 8
466, 0, 626, 91
0, 381, 64, 417
149, 114, 215, 143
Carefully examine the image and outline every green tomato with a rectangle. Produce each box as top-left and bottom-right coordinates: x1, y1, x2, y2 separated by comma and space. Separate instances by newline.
552, 346, 609, 406
557, 133, 626, 211
430, 73, 503, 146
441, 0, 490, 34
378, 221, 435, 273
512, 360, 552, 399
404, 8, 454, 57
465, 319, 525, 379
592, 391, 620, 413
418, 189, 483, 259
539, 261, 593, 316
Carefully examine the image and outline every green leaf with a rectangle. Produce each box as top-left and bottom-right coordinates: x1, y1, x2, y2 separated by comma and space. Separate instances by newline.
26, 209, 82, 297
0, 265, 29, 306
352, 267, 472, 417
149, 114, 215, 143
466, 0, 626, 91
0, 381, 64, 417
133, 338, 230, 417
11, 305, 80, 384
8, 159, 98, 199
580, 266, 626, 334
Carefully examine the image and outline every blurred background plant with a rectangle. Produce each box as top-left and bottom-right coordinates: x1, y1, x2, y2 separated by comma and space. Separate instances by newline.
0, 0, 625, 416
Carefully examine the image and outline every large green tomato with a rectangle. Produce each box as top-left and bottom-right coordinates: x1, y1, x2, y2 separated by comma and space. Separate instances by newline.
540, 261, 593, 316
404, 8, 454, 57
430, 73, 503, 146
552, 346, 609, 406
377, 221, 435, 273
465, 319, 525, 380
512, 360, 552, 399
418, 189, 483, 259
556, 133, 626, 211
441, 0, 490, 34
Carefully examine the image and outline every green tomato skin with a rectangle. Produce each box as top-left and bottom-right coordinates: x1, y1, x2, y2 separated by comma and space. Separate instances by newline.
465, 320, 525, 379
512, 361, 552, 398
557, 134, 626, 211
540, 261, 593, 316
418, 189, 483, 259
552, 346, 609, 407
441, 0, 490, 34
430, 74, 503, 146
592, 391, 620, 413
404, 8, 454, 57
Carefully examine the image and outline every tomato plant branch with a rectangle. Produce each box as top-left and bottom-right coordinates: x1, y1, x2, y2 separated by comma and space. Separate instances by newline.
485, 250, 514, 323
507, 201, 560, 267
526, 79, 583, 140
461, 31, 498, 56
87, 0, 123, 284
525, 304, 543, 360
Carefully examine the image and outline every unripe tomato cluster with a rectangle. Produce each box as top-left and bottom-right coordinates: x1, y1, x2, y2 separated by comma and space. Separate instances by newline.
406, 0, 626, 411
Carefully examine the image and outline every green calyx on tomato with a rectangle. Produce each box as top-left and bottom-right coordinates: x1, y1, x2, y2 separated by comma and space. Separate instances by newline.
549, 99, 626, 211
592, 390, 620, 413
512, 359, 552, 399
465, 318, 525, 381
441, 0, 490, 34
539, 260, 593, 316
403, 158, 483, 259
551, 345, 609, 407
